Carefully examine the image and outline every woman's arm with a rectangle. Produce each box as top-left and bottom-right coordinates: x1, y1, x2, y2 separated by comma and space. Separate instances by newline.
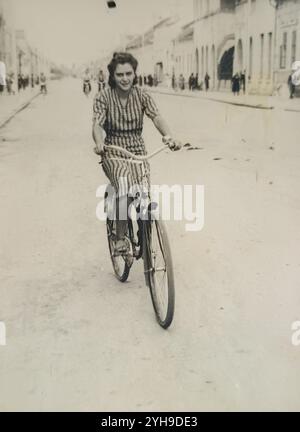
152, 114, 172, 137
92, 122, 105, 155
142, 89, 181, 150
152, 115, 181, 151
92, 91, 107, 155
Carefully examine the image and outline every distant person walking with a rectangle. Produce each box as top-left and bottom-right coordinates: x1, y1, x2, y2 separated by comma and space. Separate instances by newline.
0, 59, 6, 95
40, 72, 47, 94
179, 74, 185, 90
288, 74, 295, 99
6, 72, 15, 95
204, 73, 210, 91
194, 73, 199, 90
147, 74, 153, 87
240, 70, 246, 94
231, 73, 240, 95
97, 69, 106, 92
188, 73, 194, 91
172, 73, 176, 90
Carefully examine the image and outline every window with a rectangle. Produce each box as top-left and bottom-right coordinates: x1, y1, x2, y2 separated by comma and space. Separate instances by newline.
280, 32, 287, 69
260, 34, 264, 78
291, 30, 297, 65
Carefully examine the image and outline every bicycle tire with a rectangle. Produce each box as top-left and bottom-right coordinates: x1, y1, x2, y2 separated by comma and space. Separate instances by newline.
143, 217, 175, 329
106, 218, 130, 283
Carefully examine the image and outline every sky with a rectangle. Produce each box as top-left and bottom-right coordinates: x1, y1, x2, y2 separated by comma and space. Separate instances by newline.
11, 0, 193, 67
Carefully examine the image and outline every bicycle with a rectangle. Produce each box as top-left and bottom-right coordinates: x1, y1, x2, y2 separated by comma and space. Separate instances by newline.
83, 80, 91, 97
101, 144, 176, 329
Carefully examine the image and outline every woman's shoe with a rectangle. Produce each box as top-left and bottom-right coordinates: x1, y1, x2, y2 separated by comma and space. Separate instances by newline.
115, 239, 129, 255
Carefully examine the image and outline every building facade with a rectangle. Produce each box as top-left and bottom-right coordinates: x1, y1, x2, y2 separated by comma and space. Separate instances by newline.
1, 0, 52, 92
274, 0, 300, 93
173, 21, 195, 80
193, 0, 236, 89
193, 0, 277, 94
16, 30, 50, 78
98, 0, 300, 96
0, 0, 17, 78
234, 0, 276, 95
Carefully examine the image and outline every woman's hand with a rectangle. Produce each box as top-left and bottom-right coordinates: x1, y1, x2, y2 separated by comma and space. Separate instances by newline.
168, 139, 182, 151
162, 136, 182, 151
94, 145, 104, 156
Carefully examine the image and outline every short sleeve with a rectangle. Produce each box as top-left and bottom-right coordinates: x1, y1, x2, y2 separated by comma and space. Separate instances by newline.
141, 89, 160, 120
93, 92, 107, 126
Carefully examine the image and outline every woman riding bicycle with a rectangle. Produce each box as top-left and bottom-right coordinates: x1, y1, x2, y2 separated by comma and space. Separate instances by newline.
92, 52, 181, 253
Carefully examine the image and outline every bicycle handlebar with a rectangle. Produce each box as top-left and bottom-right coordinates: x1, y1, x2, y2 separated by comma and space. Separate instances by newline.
103, 144, 169, 161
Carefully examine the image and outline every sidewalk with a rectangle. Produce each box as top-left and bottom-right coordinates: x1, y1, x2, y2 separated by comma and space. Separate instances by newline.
149, 85, 300, 112
0, 88, 40, 129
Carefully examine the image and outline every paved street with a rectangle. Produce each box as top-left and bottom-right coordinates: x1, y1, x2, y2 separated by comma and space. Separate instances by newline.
0, 78, 300, 411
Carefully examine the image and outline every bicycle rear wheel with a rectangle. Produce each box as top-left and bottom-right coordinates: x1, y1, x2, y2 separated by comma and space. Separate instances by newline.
106, 218, 130, 282
144, 218, 175, 329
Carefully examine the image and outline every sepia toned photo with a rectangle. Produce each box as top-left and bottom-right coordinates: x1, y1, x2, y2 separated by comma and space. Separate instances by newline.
1, 0, 300, 413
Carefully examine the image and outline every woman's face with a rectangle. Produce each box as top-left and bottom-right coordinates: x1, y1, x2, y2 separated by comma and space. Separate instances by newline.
114, 63, 135, 92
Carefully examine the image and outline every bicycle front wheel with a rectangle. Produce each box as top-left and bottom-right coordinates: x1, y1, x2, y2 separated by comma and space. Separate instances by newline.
106, 218, 130, 283
144, 218, 175, 329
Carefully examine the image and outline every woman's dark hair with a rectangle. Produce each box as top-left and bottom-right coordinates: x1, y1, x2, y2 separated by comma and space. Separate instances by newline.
107, 52, 138, 88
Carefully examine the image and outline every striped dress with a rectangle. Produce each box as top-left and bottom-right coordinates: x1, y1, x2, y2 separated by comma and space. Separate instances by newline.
93, 86, 159, 196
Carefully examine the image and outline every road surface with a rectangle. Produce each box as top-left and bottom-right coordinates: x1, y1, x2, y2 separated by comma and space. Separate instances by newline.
0, 78, 300, 411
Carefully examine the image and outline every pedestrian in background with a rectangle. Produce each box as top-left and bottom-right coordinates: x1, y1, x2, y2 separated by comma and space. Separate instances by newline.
240, 70, 246, 94
147, 74, 153, 87
172, 73, 176, 90
6, 72, 15, 95
194, 73, 199, 91
179, 74, 185, 90
0, 59, 6, 95
188, 73, 194, 91
40, 72, 47, 94
231, 72, 240, 96
21, 74, 26, 90
97, 69, 106, 92
288, 74, 295, 99
204, 73, 210, 91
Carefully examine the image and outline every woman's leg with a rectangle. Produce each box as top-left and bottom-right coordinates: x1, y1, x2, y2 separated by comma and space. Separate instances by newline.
115, 195, 129, 252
